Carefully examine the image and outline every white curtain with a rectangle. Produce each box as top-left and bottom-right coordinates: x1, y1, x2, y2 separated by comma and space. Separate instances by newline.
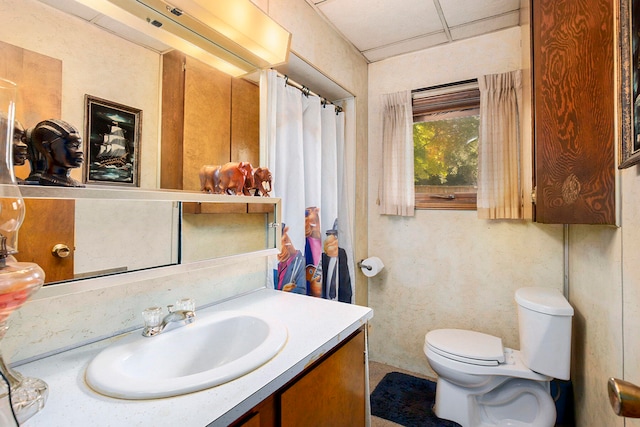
265, 70, 354, 303
378, 91, 415, 216
477, 70, 523, 219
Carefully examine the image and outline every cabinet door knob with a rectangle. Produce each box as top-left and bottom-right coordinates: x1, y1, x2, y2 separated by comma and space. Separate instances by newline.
609, 378, 640, 417
51, 244, 71, 258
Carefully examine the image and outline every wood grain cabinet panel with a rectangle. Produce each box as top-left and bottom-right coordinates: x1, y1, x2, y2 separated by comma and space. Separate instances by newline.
161, 53, 259, 191
231, 78, 260, 167
532, 0, 616, 224
182, 56, 232, 191
280, 330, 366, 427
230, 328, 367, 427
15, 199, 75, 283
160, 50, 185, 190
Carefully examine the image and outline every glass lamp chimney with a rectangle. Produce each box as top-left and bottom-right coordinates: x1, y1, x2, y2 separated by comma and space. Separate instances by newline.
0, 79, 23, 266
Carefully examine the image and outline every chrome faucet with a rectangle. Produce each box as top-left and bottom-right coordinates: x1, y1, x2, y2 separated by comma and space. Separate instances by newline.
142, 298, 196, 337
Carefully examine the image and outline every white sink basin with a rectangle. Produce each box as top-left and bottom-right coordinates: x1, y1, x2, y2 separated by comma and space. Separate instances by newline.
85, 310, 288, 399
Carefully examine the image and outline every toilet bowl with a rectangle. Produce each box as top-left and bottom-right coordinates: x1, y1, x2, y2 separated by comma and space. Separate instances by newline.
423, 287, 574, 427
425, 333, 555, 427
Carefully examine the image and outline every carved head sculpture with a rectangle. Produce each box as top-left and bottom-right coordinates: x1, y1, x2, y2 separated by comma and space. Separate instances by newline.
32, 119, 84, 187
12, 120, 28, 167
23, 125, 46, 183
0, 113, 28, 172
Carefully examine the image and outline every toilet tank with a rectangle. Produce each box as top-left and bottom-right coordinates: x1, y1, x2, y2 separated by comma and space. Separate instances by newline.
515, 287, 574, 380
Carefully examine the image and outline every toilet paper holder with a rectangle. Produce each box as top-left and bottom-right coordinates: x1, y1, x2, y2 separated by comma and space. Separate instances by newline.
357, 259, 372, 270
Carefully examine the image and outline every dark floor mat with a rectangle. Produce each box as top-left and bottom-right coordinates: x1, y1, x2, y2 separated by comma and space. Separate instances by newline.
370, 372, 461, 427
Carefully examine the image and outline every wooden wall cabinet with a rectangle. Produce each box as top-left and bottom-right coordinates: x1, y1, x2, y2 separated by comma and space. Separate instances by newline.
531, 0, 616, 224
232, 328, 367, 427
161, 51, 259, 192
16, 199, 75, 283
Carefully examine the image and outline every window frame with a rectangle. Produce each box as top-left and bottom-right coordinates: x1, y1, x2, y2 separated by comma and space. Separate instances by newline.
412, 80, 480, 210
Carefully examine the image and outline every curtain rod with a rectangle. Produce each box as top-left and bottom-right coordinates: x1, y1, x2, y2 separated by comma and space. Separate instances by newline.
274, 71, 343, 113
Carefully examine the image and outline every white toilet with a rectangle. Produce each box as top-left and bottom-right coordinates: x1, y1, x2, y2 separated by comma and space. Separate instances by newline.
423, 287, 574, 427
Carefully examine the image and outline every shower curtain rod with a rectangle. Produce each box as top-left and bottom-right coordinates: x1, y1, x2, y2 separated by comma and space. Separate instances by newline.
274, 71, 343, 113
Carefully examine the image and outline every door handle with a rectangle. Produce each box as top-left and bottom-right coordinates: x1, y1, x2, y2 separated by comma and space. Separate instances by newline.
608, 378, 640, 417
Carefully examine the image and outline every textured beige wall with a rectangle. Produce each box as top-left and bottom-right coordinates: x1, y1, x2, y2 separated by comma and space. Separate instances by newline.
367, 28, 566, 376
620, 166, 640, 427
569, 224, 622, 426
5, 255, 269, 362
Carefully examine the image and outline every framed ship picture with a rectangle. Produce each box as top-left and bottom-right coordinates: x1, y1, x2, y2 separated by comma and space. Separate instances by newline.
620, 0, 640, 168
84, 95, 141, 186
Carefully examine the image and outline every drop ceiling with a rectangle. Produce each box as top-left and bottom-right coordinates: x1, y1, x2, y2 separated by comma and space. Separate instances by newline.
305, 0, 521, 63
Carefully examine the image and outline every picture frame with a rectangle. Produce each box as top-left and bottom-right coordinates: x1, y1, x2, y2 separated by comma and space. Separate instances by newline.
84, 95, 141, 185
619, 0, 640, 168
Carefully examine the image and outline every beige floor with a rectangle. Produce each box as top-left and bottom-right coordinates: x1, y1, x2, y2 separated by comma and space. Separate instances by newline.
369, 361, 435, 427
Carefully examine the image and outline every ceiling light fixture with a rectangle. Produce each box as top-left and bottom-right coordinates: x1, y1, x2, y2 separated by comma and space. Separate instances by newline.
74, 0, 291, 77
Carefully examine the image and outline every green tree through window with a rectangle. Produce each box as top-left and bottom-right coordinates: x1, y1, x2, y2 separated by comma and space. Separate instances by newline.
413, 116, 479, 187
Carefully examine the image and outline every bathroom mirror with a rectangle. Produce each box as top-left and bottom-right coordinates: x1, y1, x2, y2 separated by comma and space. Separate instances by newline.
1, 0, 269, 285
181, 201, 278, 263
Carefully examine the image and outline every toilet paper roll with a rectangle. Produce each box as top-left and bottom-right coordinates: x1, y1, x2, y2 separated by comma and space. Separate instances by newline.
359, 256, 384, 277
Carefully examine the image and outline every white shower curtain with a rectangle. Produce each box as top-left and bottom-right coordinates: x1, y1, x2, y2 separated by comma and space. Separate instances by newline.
264, 69, 354, 303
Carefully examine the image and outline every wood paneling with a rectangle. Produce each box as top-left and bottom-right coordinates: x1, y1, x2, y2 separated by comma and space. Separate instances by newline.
161, 52, 260, 192
231, 78, 259, 166
183, 57, 231, 191
232, 395, 276, 427
280, 330, 366, 427
0, 41, 62, 180
15, 199, 74, 283
160, 50, 185, 190
532, 0, 615, 224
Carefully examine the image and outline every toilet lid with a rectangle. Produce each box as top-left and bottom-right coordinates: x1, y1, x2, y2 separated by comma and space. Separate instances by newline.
426, 329, 505, 366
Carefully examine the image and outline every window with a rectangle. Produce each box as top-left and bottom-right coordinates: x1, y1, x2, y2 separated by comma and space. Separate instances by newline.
413, 80, 479, 210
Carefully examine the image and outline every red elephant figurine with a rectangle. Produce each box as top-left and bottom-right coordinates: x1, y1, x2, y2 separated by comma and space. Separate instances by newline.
218, 162, 252, 195
250, 167, 272, 196
199, 164, 221, 193
200, 162, 272, 196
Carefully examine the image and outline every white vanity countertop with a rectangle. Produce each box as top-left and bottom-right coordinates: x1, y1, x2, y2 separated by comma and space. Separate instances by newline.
19, 288, 373, 427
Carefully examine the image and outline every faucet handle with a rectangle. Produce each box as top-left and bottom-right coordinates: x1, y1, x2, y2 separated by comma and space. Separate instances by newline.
142, 306, 163, 328
175, 298, 195, 312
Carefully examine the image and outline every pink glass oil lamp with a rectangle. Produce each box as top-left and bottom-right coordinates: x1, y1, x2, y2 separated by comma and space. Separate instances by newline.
0, 78, 48, 425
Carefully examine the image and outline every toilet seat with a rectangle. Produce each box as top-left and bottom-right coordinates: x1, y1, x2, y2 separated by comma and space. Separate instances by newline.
424, 329, 551, 382
426, 329, 505, 366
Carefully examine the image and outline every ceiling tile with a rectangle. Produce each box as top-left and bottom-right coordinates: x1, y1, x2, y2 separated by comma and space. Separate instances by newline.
449, 11, 520, 41
439, 0, 520, 27
316, 0, 442, 51
362, 32, 449, 62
